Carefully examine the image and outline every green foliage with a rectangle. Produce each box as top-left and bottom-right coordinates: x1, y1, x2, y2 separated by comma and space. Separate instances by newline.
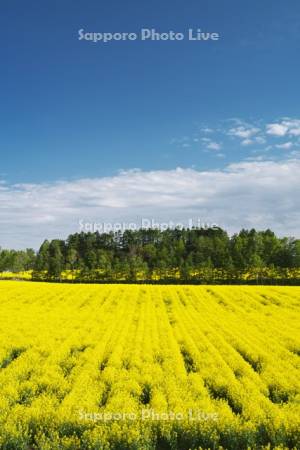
1, 227, 299, 282
0, 248, 35, 273
31, 227, 300, 282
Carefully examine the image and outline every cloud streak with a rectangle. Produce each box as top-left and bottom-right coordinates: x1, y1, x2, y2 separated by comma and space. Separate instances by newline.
1, 159, 300, 249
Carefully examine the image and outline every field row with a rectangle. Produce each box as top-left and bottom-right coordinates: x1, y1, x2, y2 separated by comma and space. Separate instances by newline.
0, 282, 299, 449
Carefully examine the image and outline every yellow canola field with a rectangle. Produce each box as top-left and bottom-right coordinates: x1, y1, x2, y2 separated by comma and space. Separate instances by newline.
0, 282, 299, 449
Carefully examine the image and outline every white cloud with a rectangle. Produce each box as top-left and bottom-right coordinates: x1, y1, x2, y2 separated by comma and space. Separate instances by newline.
201, 137, 222, 152
266, 119, 300, 137
281, 119, 300, 136
197, 117, 300, 157
225, 123, 267, 148
241, 139, 253, 146
289, 128, 300, 136
206, 141, 222, 151
175, 117, 300, 157
266, 123, 288, 136
228, 126, 260, 139
1, 159, 300, 249
255, 136, 266, 144
276, 142, 293, 150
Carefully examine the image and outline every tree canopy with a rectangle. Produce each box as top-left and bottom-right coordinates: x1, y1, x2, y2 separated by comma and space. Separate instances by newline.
29, 227, 300, 283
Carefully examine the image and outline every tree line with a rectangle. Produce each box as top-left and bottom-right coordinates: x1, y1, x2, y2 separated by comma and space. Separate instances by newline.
28, 227, 300, 283
0, 248, 35, 273
1, 228, 299, 283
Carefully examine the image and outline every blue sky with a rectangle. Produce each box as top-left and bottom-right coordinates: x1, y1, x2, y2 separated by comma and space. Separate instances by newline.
1, 0, 300, 247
